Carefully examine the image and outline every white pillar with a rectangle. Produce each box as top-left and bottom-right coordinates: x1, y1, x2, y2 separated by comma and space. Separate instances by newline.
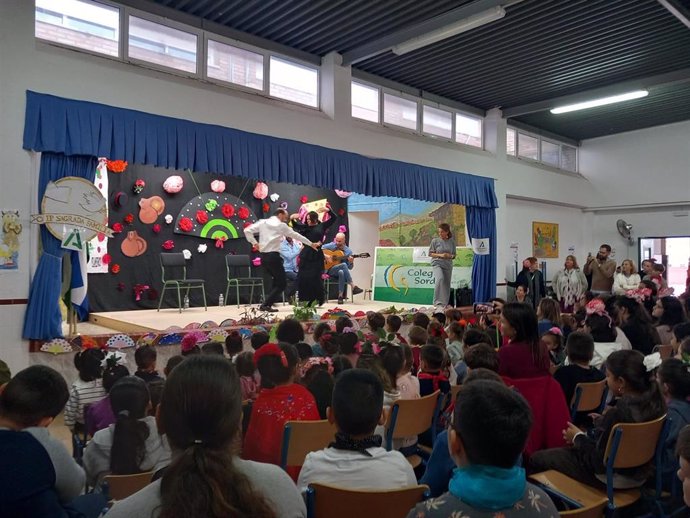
320, 52, 351, 122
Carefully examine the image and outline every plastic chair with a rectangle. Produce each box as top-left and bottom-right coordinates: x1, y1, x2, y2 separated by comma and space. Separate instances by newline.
103, 471, 153, 501
560, 500, 607, 518
530, 414, 669, 515
305, 482, 429, 518
279, 419, 337, 470
654, 344, 674, 360
157, 253, 207, 313
570, 380, 608, 421
224, 254, 265, 307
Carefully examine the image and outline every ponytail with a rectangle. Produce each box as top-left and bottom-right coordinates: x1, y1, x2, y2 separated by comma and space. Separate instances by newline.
109, 377, 150, 475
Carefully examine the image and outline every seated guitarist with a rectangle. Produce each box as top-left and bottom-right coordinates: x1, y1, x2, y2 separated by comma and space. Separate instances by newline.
322, 233, 363, 305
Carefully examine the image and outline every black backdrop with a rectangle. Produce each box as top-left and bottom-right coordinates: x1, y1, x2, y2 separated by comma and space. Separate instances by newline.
88, 164, 348, 311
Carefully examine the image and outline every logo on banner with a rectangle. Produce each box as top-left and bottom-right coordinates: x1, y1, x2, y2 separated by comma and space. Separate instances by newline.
472, 238, 490, 255
383, 265, 410, 295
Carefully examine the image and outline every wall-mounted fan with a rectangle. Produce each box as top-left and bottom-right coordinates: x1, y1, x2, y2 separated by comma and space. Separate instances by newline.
616, 219, 634, 245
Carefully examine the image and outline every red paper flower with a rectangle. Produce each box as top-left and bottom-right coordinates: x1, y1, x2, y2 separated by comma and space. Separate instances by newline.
178, 217, 193, 232
238, 207, 250, 220
300, 196, 308, 204
215, 236, 227, 249
262, 202, 270, 213
221, 203, 235, 218
337, 208, 345, 216
251, 244, 259, 253
124, 213, 134, 225
196, 210, 209, 225
106, 160, 128, 173
152, 224, 161, 233
97, 232, 105, 242
112, 222, 123, 233
243, 222, 252, 228
102, 253, 111, 265
162, 240, 175, 250
111, 263, 121, 274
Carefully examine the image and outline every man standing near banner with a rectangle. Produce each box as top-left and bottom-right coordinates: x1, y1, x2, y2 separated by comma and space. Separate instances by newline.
244, 209, 318, 312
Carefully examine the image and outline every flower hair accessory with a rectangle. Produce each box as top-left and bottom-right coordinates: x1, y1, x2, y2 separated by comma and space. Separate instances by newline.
625, 288, 652, 303
254, 343, 288, 367
320, 333, 334, 345
643, 352, 662, 372
300, 356, 334, 378
547, 327, 563, 336
585, 299, 613, 327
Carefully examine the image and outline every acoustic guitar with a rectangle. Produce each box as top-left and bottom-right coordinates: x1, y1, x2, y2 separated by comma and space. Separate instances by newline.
323, 249, 371, 271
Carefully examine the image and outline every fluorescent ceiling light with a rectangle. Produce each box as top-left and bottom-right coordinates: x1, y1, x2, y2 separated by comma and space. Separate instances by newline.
550, 90, 649, 114
392, 6, 506, 55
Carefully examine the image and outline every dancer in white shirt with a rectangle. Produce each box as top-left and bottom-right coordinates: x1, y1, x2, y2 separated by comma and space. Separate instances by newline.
244, 209, 318, 312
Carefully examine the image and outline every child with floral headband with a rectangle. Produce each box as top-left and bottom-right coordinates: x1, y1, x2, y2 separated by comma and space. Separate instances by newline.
300, 357, 335, 419
583, 299, 624, 369
243, 343, 319, 478
541, 327, 565, 367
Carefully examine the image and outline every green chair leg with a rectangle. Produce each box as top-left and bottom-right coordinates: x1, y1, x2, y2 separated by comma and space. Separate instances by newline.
176, 284, 182, 313
201, 285, 207, 311
157, 285, 165, 311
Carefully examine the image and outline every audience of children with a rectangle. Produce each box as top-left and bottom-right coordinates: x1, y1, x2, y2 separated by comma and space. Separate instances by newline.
300, 357, 335, 419
83, 376, 171, 486
498, 302, 550, 379
615, 295, 662, 355
426, 321, 447, 348
201, 342, 225, 355
86, 354, 129, 436
537, 298, 563, 336
311, 322, 332, 356
331, 354, 353, 377
365, 311, 386, 343
236, 351, 259, 401
164, 355, 184, 377
107, 355, 306, 518
224, 330, 244, 360
337, 331, 360, 368
446, 321, 464, 365
297, 369, 416, 492
463, 343, 500, 373
64, 348, 107, 432
396, 343, 420, 400
276, 318, 306, 345
408, 379, 559, 518
134, 346, 164, 383
407, 325, 428, 374
657, 359, 690, 489
541, 327, 565, 367
454, 329, 493, 381
418, 345, 451, 396
386, 314, 407, 344
583, 299, 625, 368
250, 331, 270, 351
412, 312, 431, 330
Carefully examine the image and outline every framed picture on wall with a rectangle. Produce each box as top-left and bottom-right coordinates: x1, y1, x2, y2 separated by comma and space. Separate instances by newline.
532, 221, 559, 258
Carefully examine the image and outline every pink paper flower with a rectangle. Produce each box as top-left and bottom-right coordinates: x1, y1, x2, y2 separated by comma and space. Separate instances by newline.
253, 182, 268, 200
210, 180, 226, 193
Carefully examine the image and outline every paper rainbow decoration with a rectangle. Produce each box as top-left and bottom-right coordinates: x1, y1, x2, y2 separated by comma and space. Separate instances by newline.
174, 192, 257, 242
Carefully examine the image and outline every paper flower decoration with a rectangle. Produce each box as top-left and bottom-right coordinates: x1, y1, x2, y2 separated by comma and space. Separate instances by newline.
215, 236, 227, 249
338, 225, 347, 233
133, 179, 145, 194
163, 175, 184, 193
162, 240, 175, 250
253, 181, 268, 200
102, 253, 111, 265
335, 190, 352, 198
269, 193, 280, 202
221, 203, 235, 218
152, 224, 161, 234
262, 203, 270, 213
124, 213, 134, 225
178, 217, 193, 232
243, 222, 252, 228
337, 208, 345, 216
211, 180, 225, 193
300, 196, 308, 204
196, 210, 209, 225
165, 214, 173, 224
106, 160, 128, 173
238, 207, 250, 220
252, 257, 262, 267
279, 202, 288, 210
182, 249, 192, 260
112, 222, 123, 233
197, 243, 208, 254
181, 331, 206, 353
111, 263, 121, 274
205, 199, 218, 212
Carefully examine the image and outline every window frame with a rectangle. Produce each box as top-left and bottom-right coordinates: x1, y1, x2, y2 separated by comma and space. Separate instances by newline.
509, 126, 579, 173
454, 111, 484, 149
203, 33, 266, 95
382, 89, 421, 134
421, 102, 454, 141
268, 55, 320, 110
350, 80, 382, 124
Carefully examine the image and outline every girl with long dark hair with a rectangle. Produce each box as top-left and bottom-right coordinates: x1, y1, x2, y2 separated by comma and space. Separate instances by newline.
616, 295, 662, 355
106, 356, 306, 518
653, 296, 687, 346
497, 302, 550, 378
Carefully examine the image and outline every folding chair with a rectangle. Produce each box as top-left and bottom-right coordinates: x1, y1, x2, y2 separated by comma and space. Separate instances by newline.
224, 254, 265, 307
280, 419, 337, 471
570, 380, 608, 421
305, 482, 429, 518
530, 415, 669, 516
103, 471, 153, 501
157, 253, 207, 313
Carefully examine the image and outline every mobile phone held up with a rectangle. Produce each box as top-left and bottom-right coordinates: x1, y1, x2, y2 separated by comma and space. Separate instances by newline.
473, 303, 496, 314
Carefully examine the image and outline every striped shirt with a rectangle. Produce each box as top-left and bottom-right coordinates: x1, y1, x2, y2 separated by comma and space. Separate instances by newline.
64, 379, 106, 430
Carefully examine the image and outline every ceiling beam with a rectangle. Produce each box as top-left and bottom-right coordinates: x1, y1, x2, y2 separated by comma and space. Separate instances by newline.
502, 68, 690, 118
341, 0, 509, 66
657, 0, 690, 29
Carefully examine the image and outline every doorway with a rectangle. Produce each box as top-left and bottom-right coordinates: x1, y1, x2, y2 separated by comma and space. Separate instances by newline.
639, 236, 690, 295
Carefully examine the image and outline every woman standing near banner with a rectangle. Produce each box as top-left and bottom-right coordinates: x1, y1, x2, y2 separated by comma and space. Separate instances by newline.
429, 223, 456, 309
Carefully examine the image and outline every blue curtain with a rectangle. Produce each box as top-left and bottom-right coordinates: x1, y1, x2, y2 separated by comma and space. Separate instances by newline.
466, 206, 497, 303
22, 153, 97, 340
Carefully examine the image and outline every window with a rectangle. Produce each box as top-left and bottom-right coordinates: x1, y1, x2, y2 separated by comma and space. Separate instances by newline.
383, 93, 418, 130
541, 140, 560, 167
561, 145, 578, 172
455, 113, 482, 148
269, 57, 319, 107
35, 0, 120, 57
517, 133, 539, 160
128, 16, 198, 74
506, 128, 516, 156
423, 106, 452, 139
207, 40, 263, 91
351, 82, 380, 123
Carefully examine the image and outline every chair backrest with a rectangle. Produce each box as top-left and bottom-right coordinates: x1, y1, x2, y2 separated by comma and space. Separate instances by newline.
241, 400, 253, 438
570, 380, 607, 418
449, 384, 462, 403
385, 390, 441, 444
226, 254, 251, 276
560, 501, 606, 518
654, 344, 673, 360
280, 419, 337, 469
160, 253, 186, 281
104, 471, 153, 500
603, 414, 666, 469
306, 483, 429, 518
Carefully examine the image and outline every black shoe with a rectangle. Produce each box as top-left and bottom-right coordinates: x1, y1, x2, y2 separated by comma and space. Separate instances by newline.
337, 297, 344, 305
352, 286, 364, 295
260, 305, 278, 313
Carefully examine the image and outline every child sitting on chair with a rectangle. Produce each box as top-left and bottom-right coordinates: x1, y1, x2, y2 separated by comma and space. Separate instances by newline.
418, 345, 451, 397
386, 314, 408, 345
297, 369, 416, 492
64, 348, 106, 433
407, 380, 558, 518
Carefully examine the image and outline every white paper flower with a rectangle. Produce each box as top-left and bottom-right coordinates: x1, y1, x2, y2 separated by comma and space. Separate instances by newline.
643, 352, 662, 372
165, 214, 173, 224
101, 351, 127, 368
269, 193, 280, 202
197, 243, 208, 254
182, 249, 192, 260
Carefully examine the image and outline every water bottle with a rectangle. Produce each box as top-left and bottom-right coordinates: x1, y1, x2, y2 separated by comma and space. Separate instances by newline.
218, 294, 224, 307
183, 295, 190, 310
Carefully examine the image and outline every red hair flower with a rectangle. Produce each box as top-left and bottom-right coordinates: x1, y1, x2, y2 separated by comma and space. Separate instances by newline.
111, 263, 121, 274
152, 224, 161, 234
162, 240, 175, 250
196, 210, 209, 225
238, 207, 250, 220
300, 196, 308, 204
458, 319, 468, 327
111, 222, 123, 233
123, 213, 134, 225
178, 217, 193, 232
254, 343, 288, 367
262, 202, 270, 213
221, 203, 235, 218
106, 159, 128, 173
